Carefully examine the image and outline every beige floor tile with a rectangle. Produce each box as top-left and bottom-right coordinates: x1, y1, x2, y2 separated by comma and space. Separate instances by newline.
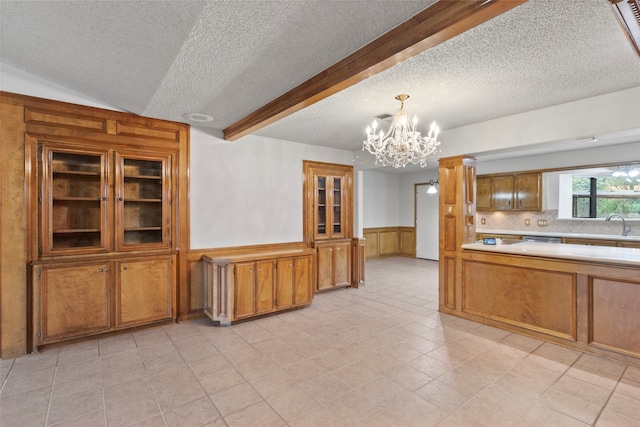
234, 355, 280, 382
209, 382, 263, 417
52, 372, 103, 401
105, 392, 160, 427
0, 403, 49, 427
163, 395, 221, 427
199, 366, 246, 394
48, 388, 104, 425
98, 334, 137, 357
299, 373, 352, 403
102, 360, 147, 388
407, 353, 455, 378
250, 369, 297, 399
2, 363, 55, 395
532, 342, 582, 367
0, 384, 51, 420
554, 374, 613, 406
187, 353, 233, 378
603, 391, 640, 421
56, 345, 100, 367
362, 392, 447, 427
596, 408, 640, 426
538, 387, 603, 425
356, 376, 406, 407
128, 414, 168, 427
623, 365, 640, 383
288, 405, 349, 427
224, 401, 285, 426
265, 385, 321, 422
55, 358, 100, 384
324, 389, 384, 426
499, 331, 544, 353
222, 345, 263, 366
132, 328, 172, 348
616, 376, 640, 401
518, 404, 590, 427
163, 322, 201, 341
51, 409, 106, 427
384, 364, 433, 391
104, 376, 155, 406
281, 359, 328, 384
416, 379, 476, 413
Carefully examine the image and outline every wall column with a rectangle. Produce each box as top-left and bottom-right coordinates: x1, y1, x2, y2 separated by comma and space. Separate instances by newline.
438, 156, 476, 313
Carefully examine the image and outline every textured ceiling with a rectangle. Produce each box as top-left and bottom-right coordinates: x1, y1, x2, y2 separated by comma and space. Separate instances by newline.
1, 0, 639, 166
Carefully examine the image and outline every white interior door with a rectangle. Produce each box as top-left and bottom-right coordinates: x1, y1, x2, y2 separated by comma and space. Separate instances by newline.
416, 184, 439, 260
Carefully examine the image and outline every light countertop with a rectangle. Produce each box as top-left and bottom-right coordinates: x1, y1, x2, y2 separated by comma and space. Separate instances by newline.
462, 241, 640, 266
476, 229, 640, 242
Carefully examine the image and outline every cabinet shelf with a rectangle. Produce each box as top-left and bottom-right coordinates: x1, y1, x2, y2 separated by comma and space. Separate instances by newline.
124, 226, 162, 231
124, 198, 162, 203
53, 197, 100, 202
53, 228, 101, 233
53, 170, 100, 176
124, 175, 162, 180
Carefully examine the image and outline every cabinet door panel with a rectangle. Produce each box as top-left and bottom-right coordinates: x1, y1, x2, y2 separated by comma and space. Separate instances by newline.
39, 262, 110, 342
515, 173, 541, 211
476, 176, 492, 211
492, 176, 514, 210
277, 258, 295, 309
334, 243, 351, 287
116, 256, 173, 328
256, 261, 274, 314
294, 256, 312, 305
317, 245, 334, 291
234, 262, 256, 319
115, 152, 172, 251
40, 144, 109, 256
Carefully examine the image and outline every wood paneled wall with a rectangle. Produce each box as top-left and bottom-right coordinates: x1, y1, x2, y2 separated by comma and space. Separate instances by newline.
363, 227, 415, 259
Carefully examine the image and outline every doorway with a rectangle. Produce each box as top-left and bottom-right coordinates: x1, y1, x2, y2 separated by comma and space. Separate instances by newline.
415, 184, 439, 260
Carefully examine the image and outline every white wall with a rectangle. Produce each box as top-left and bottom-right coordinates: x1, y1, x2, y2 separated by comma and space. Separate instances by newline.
190, 130, 353, 248
361, 170, 400, 228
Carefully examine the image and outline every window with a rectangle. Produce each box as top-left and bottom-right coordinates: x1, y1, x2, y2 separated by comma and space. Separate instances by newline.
572, 175, 640, 218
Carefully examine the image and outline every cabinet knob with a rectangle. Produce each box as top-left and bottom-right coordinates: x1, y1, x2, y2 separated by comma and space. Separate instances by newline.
336, 247, 340, 251
122, 266, 128, 271
258, 268, 263, 272
98, 268, 104, 272
101, 197, 108, 201
117, 197, 123, 202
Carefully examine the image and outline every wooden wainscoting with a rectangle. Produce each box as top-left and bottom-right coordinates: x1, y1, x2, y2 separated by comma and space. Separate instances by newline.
363, 227, 415, 259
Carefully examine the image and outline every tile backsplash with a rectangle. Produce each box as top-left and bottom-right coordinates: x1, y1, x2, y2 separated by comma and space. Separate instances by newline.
477, 210, 639, 237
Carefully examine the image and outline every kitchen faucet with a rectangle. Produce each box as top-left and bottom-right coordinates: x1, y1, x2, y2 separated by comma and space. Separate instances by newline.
606, 214, 631, 236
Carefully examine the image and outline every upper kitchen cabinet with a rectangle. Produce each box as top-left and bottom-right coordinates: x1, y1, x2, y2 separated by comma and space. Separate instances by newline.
477, 172, 542, 212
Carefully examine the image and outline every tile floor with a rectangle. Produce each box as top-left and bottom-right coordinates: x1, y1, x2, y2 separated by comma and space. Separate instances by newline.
1, 257, 639, 426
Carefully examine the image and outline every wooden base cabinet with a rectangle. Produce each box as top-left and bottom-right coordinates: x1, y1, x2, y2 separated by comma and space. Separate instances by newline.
33, 261, 111, 345
202, 250, 314, 325
276, 256, 313, 310
315, 240, 350, 292
33, 255, 175, 348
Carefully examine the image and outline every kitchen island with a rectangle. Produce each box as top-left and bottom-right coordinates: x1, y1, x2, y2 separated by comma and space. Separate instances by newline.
453, 241, 640, 365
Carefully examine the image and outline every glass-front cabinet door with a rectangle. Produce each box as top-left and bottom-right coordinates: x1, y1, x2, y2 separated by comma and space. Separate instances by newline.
40, 144, 109, 256
115, 151, 171, 251
314, 173, 345, 240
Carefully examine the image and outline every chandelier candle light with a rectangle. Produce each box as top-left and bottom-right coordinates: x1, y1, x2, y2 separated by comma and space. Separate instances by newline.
363, 94, 441, 168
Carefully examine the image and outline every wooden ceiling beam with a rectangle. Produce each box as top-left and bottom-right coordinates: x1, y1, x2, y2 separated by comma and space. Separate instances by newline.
223, 0, 527, 141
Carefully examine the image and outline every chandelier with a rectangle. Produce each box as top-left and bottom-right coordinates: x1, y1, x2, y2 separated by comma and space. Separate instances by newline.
363, 94, 441, 168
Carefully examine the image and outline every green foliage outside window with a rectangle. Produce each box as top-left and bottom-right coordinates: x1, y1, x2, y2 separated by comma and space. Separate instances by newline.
572, 176, 640, 218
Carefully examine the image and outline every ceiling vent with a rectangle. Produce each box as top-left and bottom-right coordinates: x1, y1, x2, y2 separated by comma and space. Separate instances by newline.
609, 0, 640, 57
375, 113, 393, 122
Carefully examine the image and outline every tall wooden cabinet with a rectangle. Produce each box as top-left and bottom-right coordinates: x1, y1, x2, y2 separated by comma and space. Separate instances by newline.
6, 92, 189, 351
303, 161, 354, 292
